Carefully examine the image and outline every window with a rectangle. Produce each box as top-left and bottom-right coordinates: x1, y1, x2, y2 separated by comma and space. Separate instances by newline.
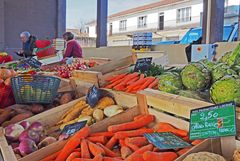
158, 12, 164, 30
177, 7, 191, 23
109, 23, 113, 35
138, 16, 147, 28
119, 20, 127, 31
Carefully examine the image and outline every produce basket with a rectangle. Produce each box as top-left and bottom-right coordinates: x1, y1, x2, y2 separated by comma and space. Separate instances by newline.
11, 75, 61, 104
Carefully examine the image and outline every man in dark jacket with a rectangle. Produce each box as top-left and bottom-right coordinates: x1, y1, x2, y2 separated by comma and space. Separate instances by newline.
17, 31, 37, 58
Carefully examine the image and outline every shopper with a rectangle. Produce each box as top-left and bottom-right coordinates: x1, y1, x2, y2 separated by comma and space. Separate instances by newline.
16, 31, 37, 58
63, 32, 83, 59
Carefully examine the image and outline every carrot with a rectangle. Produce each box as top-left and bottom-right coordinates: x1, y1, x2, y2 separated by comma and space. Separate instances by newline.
138, 77, 155, 90
153, 147, 160, 152
110, 74, 128, 83
132, 85, 142, 91
156, 122, 188, 137
73, 148, 81, 152
93, 154, 103, 161
105, 137, 118, 149
88, 141, 105, 156
103, 157, 123, 161
90, 132, 114, 138
133, 115, 145, 121
87, 136, 108, 144
120, 73, 139, 85
66, 152, 81, 161
125, 144, 153, 161
128, 154, 144, 161
113, 84, 126, 91
126, 77, 139, 85
72, 159, 93, 161
81, 139, 91, 159
108, 115, 155, 132
97, 143, 118, 157
121, 146, 133, 159
177, 148, 191, 155
182, 136, 190, 142
125, 137, 148, 147
119, 139, 126, 147
55, 138, 81, 161
148, 78, 159, 88
40, 150, 61, 161
105, 78, 125, 89
143, 151, 178, 161
191, 139, 204, 145
72, 126, 91, 140
126, 78, 148, 91
139, 74, 145, 79
114, 128, 154, 139
124, 138, 139, 151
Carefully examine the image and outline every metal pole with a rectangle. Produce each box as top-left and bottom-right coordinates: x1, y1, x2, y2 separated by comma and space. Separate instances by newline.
96, 0, 108, 48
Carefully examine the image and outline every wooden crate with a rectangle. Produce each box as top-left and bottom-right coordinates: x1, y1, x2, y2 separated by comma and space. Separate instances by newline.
0, 90, 138, 161
1, 88, 235, 161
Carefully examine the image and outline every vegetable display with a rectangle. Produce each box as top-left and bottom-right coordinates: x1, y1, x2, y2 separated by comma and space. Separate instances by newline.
41, 114, 204, 161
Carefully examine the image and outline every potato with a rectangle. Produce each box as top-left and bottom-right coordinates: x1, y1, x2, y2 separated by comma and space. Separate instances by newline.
31, 104, 44, 114
104, 105, 123, 117
93, 109, 104, 121
60, 93, 73, 105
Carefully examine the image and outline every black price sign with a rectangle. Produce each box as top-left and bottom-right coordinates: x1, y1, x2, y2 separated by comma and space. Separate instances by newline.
134, 57, 152, 72
144, 132, 191, 150
25, 57, 42, 68
62, 120, 87, 135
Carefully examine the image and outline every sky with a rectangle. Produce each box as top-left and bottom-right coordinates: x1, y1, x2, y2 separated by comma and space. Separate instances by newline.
66, 0, 160, 29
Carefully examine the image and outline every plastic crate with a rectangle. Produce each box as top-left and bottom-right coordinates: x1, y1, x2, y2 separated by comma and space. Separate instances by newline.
11, 75, 61, 104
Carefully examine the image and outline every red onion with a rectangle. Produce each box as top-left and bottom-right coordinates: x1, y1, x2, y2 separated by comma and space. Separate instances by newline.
19, 139, 38, 156
29, 122, 43, 133
13, 147, 21, 155
38, 137, 57, 149
5, 124, 24, 141
19, 130, 40, 143
19, 121, 30, 130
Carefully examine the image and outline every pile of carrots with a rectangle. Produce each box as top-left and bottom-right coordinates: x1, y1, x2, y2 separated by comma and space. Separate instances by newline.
41, 114, 203, 161
104, 73, 158, 94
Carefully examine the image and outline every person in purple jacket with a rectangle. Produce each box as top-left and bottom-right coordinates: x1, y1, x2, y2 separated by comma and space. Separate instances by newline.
62, 32, 83, 59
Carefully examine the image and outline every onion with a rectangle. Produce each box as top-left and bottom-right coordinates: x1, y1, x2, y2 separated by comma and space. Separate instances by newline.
58, 133, 69, 141
19, 139, 38, 156
19, 130, 40, 143
38, 137, 57, 149
29, 122, 43, 133
5, 124, 24, 141
19, 121, 30, 130
13, 147, 21, 155
11, 142, 19, 149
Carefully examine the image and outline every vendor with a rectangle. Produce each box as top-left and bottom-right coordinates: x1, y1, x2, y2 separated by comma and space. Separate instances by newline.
16, 31, 37, 58
63, 32, 83, 59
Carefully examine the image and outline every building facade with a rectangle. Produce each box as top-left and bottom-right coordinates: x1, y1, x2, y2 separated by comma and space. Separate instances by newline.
86, 0, 239, 46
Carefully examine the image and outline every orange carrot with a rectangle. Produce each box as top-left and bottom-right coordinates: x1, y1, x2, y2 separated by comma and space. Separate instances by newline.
97, 143, 118, 157
88, 141, 105, 157
73, 148, 81, 152
56, 138, 81, 161
153, 147, 160, 152
132, 85, 142, 91
110, 73, 128, 83
90, 132, 114, 138
66, 152, 81, 161
72, 159, 92, 161
93, 154, 103, 161
156, 122, 188, 137
128, 154, 144, 161
125, 144, 153, 161
114, 128, 154, 139
143, 151, 178, 161
139, 74, 145, 79
121, 146, 133, 159
105, 78, 125, 89
124, 138, 139, 151
120, 73, 139, 85
103, 157, 123, 161
105, 137, 118, 149
191, 139, 204, 145
177, 148, 191, 155
87, 136, 108, 144
126, 78, 148, 91
133, 115, 145, 121
125, 137, 148, 147
81, 139, 91, 159
182, 136, 190, 142
108, 115, 155, 132
119, 139, 126, 147
138, 77, 155, 90
40, 150, 61, 161
72, 126, 91, 140
148, 78, 159, 88
126, 77, 139, 85
113, 84, 126, 91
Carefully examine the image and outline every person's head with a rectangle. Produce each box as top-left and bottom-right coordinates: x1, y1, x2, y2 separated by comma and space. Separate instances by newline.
63, 32, 74, 42
20, 31, 31, 43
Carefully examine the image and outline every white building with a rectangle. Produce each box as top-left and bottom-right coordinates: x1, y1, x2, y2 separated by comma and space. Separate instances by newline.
86, 0, 239, 46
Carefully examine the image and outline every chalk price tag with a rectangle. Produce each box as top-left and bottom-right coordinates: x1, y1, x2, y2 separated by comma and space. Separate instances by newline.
62, 120, 87, 136
134, 57, 152, 72
189, 101, 237, 140
25, 57, 42, 68
144, 132, 191, 150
